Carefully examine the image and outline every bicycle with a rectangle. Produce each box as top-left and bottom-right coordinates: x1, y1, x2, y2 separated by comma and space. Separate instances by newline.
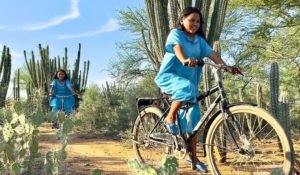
132, 60, 295, 174
50, 94, 76, 129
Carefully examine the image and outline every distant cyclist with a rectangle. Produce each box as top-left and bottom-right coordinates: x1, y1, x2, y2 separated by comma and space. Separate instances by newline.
49, 69, 77, 128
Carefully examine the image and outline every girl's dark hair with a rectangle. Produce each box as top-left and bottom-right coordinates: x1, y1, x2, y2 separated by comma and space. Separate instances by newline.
53, 69, 69, 80
176, 7, 206, 40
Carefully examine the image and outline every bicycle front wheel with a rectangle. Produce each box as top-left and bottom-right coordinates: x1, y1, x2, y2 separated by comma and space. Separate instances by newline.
206, 105, 294, 174
132, 106, 171, 168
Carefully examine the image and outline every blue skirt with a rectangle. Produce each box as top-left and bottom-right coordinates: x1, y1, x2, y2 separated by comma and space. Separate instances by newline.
155, 73, 201, 134
49, 96, 75, 113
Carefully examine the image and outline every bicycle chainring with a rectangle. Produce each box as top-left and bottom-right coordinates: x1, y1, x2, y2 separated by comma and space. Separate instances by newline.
171, 136, 188, 159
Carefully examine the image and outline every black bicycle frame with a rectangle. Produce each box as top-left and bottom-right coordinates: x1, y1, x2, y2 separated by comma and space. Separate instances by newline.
143, 66, 242, 151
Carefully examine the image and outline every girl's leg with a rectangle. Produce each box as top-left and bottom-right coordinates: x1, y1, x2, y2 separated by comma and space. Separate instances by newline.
187, 134, 208, 172
166, 101, 184, 124
189, 135, 198, 162
64, 106, 73, 114
51, 106, 58, 112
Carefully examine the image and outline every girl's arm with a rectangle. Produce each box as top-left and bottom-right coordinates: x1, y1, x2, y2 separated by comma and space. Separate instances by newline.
209, 51, 243, 75
66, 80, 78, 96
49, 86, 54, 97
173, 45, 198, 67
208, 51, 227, 65
68, 86, 78, 96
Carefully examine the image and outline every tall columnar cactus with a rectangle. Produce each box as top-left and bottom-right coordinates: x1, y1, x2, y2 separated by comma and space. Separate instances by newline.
239, 88, 244, 102
0, 45, 12, 107
24, 43, 90, 110
145, 0, 169, 68
278, 93, 290, 136
269, 62, 279, 120
269, 62, 291, 138
13, 69, 20, 101
256, 84, 263, 129
203, 63, 212, 109
203, 41, 221, 109
256, 84, 262, 108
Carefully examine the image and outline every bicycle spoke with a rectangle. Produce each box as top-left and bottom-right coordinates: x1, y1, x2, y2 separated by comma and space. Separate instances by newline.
252, 121, 270, 140
133, 107, 175, 169
206, 106, 292, 174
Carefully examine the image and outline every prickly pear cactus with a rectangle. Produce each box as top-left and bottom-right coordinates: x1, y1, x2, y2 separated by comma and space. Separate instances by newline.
160, 156, 178, 175
128, 156, 178, 175
0, 110, 39, 175
128, 159, 157, 175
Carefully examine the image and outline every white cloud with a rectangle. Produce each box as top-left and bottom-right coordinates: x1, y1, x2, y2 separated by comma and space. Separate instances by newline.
57, 18, 119, 40
23, 0, 80, 31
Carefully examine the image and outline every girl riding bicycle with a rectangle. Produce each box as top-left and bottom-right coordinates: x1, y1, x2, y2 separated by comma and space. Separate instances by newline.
49, 69, 77, 128
154, 7, 241, 172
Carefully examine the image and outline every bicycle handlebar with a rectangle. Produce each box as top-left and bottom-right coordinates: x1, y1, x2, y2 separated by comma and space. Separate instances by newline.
183, 59, 225, 69
52, 94, 75, 98
183, 59, 244, 76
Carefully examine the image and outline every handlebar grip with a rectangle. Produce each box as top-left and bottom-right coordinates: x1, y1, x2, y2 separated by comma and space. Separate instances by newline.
197, 59, 205, 67
183, 59, 205, 67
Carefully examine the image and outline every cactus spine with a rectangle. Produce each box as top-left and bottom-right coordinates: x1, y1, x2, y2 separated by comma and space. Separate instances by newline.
0, 45, 12, 107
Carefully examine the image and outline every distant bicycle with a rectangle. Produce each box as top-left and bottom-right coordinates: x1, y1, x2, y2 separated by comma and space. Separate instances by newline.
132, 60, 295, 174
50, 94, 76, 129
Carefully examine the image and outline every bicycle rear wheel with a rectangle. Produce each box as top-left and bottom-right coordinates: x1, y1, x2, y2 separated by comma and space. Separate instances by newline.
206, 105, 294, 174
132, 106, 172, 168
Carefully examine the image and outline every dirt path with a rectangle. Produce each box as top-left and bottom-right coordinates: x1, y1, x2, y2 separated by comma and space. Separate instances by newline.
39, 123, 199, 175
39, 123, 300, 175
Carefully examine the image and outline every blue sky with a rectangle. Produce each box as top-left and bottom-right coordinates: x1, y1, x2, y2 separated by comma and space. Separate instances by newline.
0, 0, 144, 97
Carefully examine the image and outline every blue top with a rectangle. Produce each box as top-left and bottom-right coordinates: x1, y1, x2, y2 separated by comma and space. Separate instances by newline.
50, 79, 73, 96
154, 29, 213, 103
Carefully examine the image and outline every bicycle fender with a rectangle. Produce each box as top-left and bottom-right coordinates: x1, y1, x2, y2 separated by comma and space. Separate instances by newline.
201, 102, 256, 157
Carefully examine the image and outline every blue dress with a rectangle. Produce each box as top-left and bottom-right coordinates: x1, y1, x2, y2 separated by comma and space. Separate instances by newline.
154, 29, 213, 134
49, 79, 75, 113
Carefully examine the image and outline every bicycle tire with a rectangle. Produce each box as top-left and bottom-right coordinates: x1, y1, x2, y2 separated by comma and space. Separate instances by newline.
132, 106, 172, 168
205, 105, 294, 174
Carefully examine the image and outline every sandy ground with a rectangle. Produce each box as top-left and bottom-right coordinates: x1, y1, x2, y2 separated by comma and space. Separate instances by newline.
38, 123, 201, 175
39, 123, 299, 175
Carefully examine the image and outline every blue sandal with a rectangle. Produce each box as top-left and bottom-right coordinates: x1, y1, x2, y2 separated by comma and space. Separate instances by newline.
165, 122, 179, 135
186, 158, 208, 173
192, 162, 208, 173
